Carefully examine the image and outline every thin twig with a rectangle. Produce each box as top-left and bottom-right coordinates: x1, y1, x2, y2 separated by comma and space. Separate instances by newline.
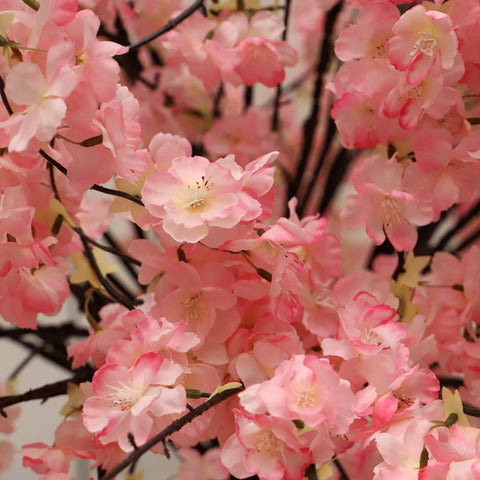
101, 385, 244, 480
126, 0, 204, 51
0, 76, 13, 115
271, 0, 292, 131
73, 227, 141, 266
78, 234, 142, 310
0, 368, 92, 415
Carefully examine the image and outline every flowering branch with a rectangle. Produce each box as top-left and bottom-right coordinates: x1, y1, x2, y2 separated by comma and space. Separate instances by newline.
101, 384, 245, 480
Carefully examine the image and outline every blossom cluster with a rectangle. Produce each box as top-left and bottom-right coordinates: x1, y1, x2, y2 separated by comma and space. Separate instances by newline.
0, 0, 480, 480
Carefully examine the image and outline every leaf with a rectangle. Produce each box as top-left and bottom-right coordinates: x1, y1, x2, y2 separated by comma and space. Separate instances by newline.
109, 177, 146, 220
60, 383, 83, 418
442, 387, 469, 427
398, 251, 431, 288
70, 247, 118, 289
208, 382, 243, 400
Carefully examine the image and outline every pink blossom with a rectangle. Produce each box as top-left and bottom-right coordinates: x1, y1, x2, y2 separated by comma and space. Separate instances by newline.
63, 9, 127, 103
422, 424, 480, 479
82, 352, 186, 451
151, 261, 239, 346
374, 417, 433, 479
240, 355, 355, 433
342, 155, 433, 251
205, 11, 298, 88
221, 410, 312, 480
142, 154, 273, 243
2, 42, 76, 152
387, 5, 458, 86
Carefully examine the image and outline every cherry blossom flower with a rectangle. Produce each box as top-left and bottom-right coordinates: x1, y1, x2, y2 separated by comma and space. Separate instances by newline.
83, 352, 186, 451
2, 42, 76, 152
342, 155, 433, 251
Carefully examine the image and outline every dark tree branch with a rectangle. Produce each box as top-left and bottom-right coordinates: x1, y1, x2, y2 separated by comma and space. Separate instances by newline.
287, 2, 342, 205
73, 227, 141, 267
437, 199, 480, 250
78, 233, 142, 310
0, 367, 92, 415
317, 147, 352, 214
271, 0, 292, 131
0, 76, 13, 115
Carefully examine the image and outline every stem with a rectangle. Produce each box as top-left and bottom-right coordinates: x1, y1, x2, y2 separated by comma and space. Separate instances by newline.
317, 147, 351, 214
451, 227, 480, 254
73, 227, 141, 267
126, 0, 205, 51
78, 234, 142, 310
103, 231, 145, 290
41, 148, 145, 206
101, 385, 244, 480
297, 115, 337, 215
0, 368, 92, 415
90, 184, 144, 207
0, 76, 13, 115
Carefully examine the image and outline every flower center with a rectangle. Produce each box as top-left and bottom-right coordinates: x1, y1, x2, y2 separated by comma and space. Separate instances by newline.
182, 293, 203, 319
412, 32, 437, 57
360, 327, 382, 346
107, 381, 139, 411
293, 382, 319, 409
381, 197, 402, 228
254, 431, 282, 454
184, 176, 214, 209
400, 84, 423, 101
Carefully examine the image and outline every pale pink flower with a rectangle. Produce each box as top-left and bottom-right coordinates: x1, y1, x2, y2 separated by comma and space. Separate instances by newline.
422, 424, 480, 479
83, 352, 186, 451
373, 417, 433, 479
0, 264, 69, 328
63, 9, 127, 103
322, 294, 404, 360
106, 315, 200, 368
2, 42, 76, 152
387, 5, 458, 86
221, 410, 312, 480
335, 4, 399, 62
142, 154, 270, 243
21, 419, 93, 475
342, 155, 433, 251
240, 355, 355, 433
151, 261, 239, 345
205, 11, 297, 88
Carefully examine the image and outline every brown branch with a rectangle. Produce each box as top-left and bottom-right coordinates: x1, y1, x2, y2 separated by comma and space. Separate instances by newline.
0, 368, 92, 416
101, 385, 244, 480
